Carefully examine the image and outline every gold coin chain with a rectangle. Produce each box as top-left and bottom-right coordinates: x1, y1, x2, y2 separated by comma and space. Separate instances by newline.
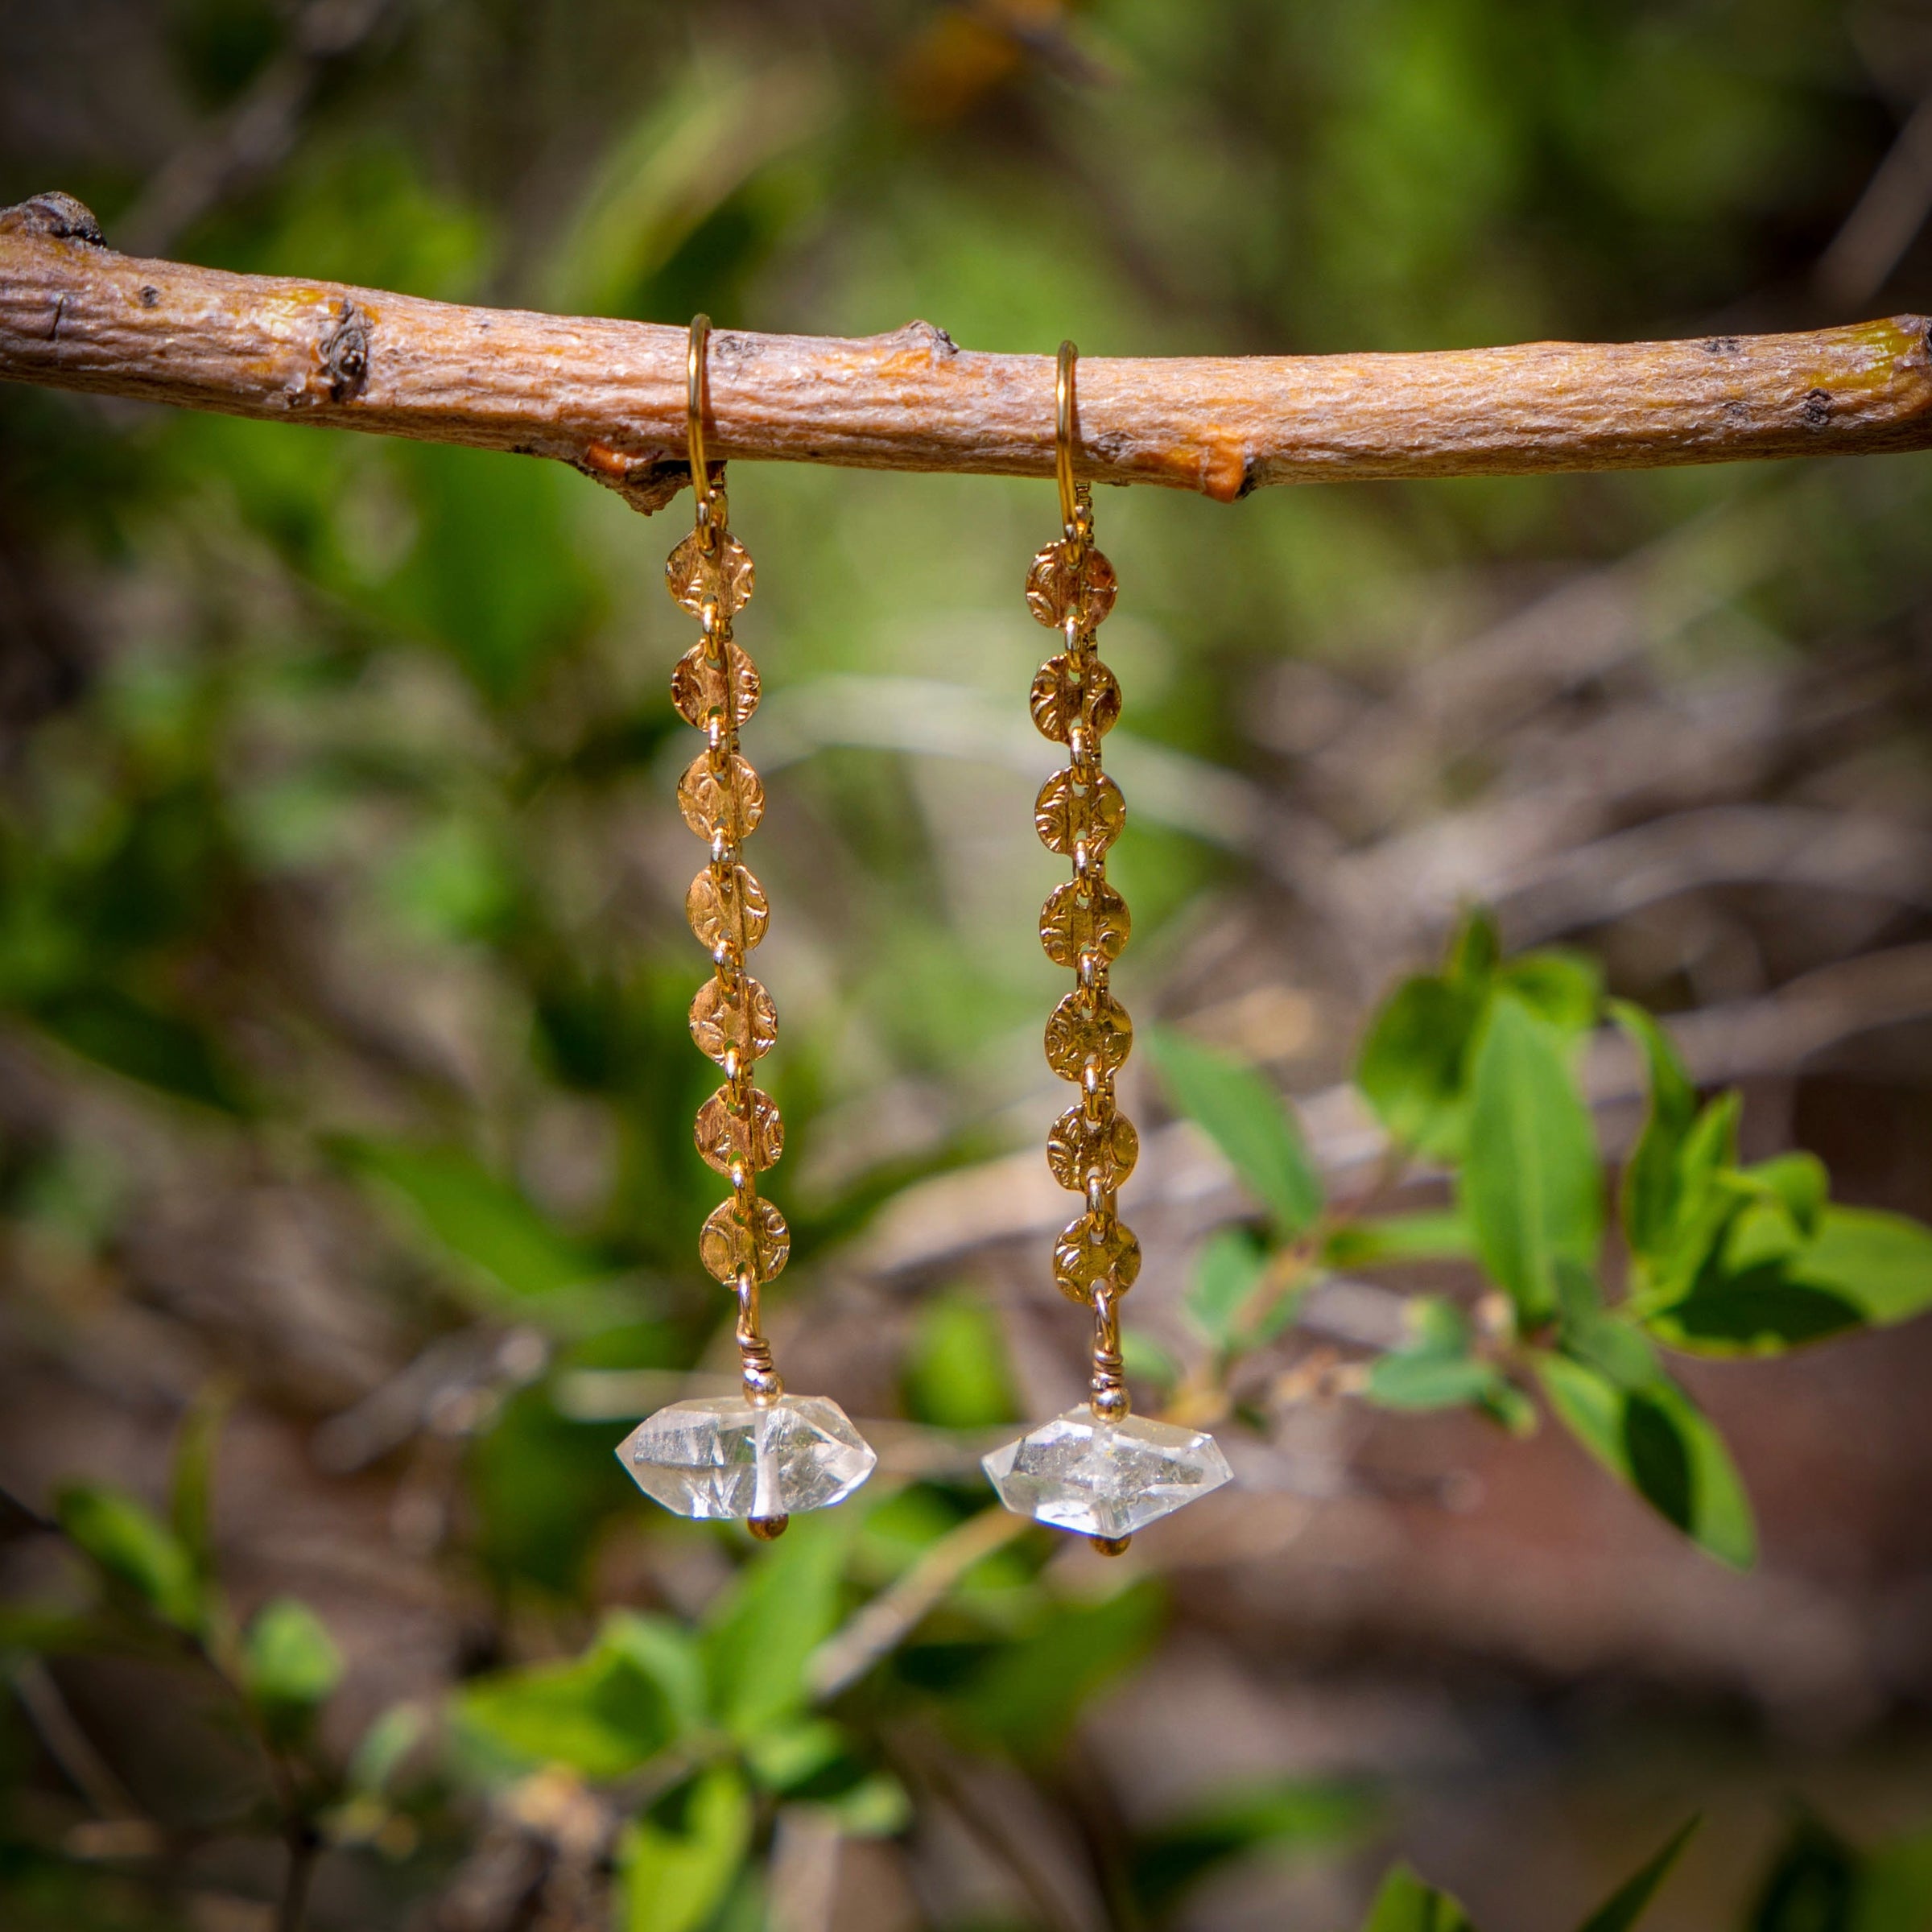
666, 474, 789, 1406
1027, 483, 1141, 1422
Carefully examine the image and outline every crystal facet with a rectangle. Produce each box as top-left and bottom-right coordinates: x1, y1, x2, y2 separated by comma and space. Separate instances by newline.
981, 1408, 1233, 1540
617, 1394, 876, 1521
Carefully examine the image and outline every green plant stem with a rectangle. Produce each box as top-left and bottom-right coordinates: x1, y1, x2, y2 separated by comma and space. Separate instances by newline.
24, 1491, 326, 1932
1228, 1141, 1417, 1356
1059, 1744, 1147, 1932
178, 1624, 325, 1931
276, 1821, 320, 1932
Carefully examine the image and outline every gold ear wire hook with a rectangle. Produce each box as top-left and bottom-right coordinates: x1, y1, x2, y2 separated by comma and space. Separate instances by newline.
687, 313, 720, 548
1055, 338, 1080, 541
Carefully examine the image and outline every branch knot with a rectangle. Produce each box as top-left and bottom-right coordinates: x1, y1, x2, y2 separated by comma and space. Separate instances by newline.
0, 192, 105, 246
319, 299, 369, 403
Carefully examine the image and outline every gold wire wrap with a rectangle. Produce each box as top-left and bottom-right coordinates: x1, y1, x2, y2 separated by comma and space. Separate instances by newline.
687, 313, 711, 491
1055, 338, 1080, 539
672, 315, 787, 1430
1030, 341, 1139, 1442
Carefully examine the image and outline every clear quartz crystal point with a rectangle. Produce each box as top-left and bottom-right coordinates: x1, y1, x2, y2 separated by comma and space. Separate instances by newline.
617, 1394, 876, 1521
981, 1407, 1234, 1540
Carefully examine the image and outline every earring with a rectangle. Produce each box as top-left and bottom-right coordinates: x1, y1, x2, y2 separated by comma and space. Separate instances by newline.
617, 316, 877, 1540
982, 341, 1233, 1554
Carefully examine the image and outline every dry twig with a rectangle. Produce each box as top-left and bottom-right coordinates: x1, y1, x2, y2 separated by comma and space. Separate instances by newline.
3, 192, 1932, 513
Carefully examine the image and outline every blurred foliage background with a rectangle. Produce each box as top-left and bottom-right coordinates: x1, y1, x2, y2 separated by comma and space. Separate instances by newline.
4, 2, 1932, 1928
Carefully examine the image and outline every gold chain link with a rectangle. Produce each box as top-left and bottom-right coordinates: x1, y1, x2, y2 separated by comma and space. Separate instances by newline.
670, 316, 786, 1410
1030, 343, 1138, 1423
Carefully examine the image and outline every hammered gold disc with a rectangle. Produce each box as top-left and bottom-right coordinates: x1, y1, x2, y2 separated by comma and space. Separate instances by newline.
677, 751, 765, 843
1044, 988, 1133, 1080
1039, 878, 1131, 970
687, 864, 769, 955
1025, 539, 1117, 632
1034, 768, 1125, 858
689, 975, 777, 1065
666, 530, 754, 619
1052, 1211, 1141, 1304
700, 1195, 790, 1283
1030, 654, 1121, 745
671, 641, 760, 732
1046, 1105, 1139, 1195
695, 1085, 784, 1175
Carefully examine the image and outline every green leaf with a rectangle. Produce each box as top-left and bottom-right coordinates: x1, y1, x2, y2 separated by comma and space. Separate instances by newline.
1477, 1382, 1541, 1437
739, 1719, 911, 1835
1575, 1816, 1699, 1932
1149, 1030, 1323, 1238
1497, 949, 1603, 1036
1552, 1254, 1603, 1326
1641, 1093, 1744, 1301
347, 1703, 427, 1796
0, 1608, 139, 1658
386, 442, 596, 705
1366, 1353, 1500, 1410
1406, 1294, 1473, 1355
1562, 1312, 1663, 1393
903, 1291, 1015, 1428
1722, 1195, 1811, 1277
1643, 1258, 1856, 1356
957, 1580, 1163, 1760
1326, 1211, 1477, 1268
455, 1612, 701, 1780
1365, 1295, 1513, 1414
169, 1381, 232, 1584
1356, 974, 1485, 1160
815, 1771, 914, 1839
1358, 932, 1584, 1169
741, 1717, 847, 1794
1748, 1814, 1857, 1932
1643, 1207, 1932, 1356
1130, 1779, 1376, 1920
1461, 997, 1603, 1323
618, 1765, 753, 1932
1535, 1355, 1755, 1567
1121, 1326, 1182, 1389
330, 1136, 600, 1299
1675, 1092, 1741, 1202
56, 1484, 202, 1632
1737, 1154, 1828, 1241
242, 1598, 343, 1729
1856, 1826, 1932, 1932
1610, 1001, 1696, 1264
1186, 1226, 1270, 1348
1360, 1861, 1479, 1932
1445, 906, 1501, 989
1553, 1264, 1662, 1392
381, 815, 515, 946
32, 985, 249, 1114
702, 1513, 852, 1741
1794, 1208, 1932, 1326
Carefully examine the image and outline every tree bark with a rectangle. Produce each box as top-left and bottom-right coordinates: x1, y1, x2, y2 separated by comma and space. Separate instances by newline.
4, 190, 1931, 514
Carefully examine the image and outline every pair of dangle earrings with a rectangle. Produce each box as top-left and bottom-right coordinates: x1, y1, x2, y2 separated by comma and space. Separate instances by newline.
618, 325, 1231, 1550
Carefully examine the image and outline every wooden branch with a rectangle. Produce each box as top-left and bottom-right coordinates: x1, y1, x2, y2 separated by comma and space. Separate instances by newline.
5, 190, 1932, 514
